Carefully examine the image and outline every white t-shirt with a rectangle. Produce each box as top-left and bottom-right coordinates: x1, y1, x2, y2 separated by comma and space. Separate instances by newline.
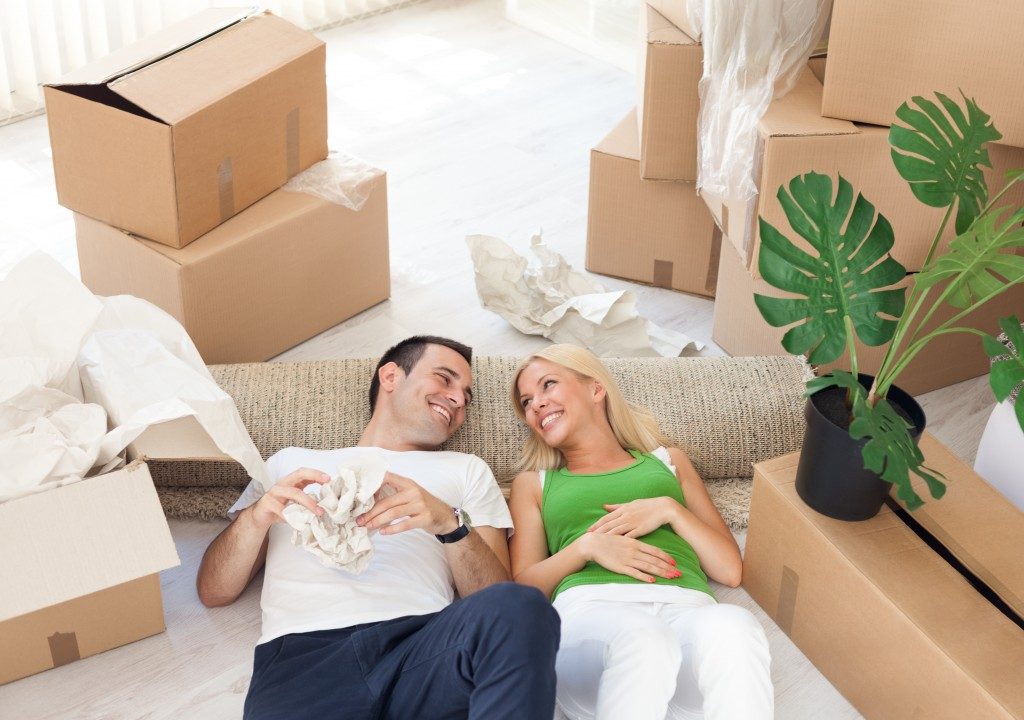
228, 446, 513, 644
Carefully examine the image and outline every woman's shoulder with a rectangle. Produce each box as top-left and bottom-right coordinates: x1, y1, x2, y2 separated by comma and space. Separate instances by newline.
510, 470, 543, 498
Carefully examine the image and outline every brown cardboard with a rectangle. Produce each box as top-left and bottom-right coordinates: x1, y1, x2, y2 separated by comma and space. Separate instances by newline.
588, 111, 720, 297
702, 68, 1024, 280
743, 438, 1024, 719
0, 463, 179, 685
712, 239, 1024, 395
823, 0, 1024, 149
75, 177, 391, 365
645, 0, 701, 41
44, 9, 327, 248
637, 5, 702, 181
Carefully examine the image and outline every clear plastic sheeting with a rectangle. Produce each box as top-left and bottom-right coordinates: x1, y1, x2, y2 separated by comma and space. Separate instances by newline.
280, 152, 381, 211
696, 0, 831, 201
467, 233, 702, 358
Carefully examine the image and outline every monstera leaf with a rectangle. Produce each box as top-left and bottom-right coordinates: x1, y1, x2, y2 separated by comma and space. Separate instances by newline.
830, 371, 946, 511
889, 93, 1002, 235
984, 315, 1024, 429
754, 173, 907, 364
915, 207, 1024, 308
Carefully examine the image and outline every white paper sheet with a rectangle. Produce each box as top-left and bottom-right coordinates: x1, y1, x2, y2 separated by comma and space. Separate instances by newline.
0, 252, 269, 503
281, 449, 391, 572
467, 234, 702, 357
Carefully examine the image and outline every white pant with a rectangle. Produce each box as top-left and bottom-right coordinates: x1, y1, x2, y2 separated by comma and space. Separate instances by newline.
552, 585, 773, 720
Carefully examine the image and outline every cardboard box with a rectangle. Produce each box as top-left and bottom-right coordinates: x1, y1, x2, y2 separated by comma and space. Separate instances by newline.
588, 111, 721, 298
712, 239, 1024, 395
645, 0, 701, 41
44, 9, 328, 248
0, 463, 180, 685
823, 0, 1024, 149
75, 174, 391, 364
638, 5, 702, 181
128, 417, 249, 490
702, 67, 1024, 280
742, 436, 1024, 719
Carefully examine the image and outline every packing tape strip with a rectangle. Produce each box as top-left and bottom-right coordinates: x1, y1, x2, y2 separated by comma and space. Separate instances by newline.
218, 157, 235, 223
704, 226, 723, 294
48, 630, 80, 668
776, 565, 799, 635
286, 107, 301, 179
652, 260, 673, 289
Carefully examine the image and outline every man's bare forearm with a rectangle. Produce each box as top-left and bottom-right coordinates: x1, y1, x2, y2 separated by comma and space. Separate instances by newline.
197, 506, 271, 607
446, 529, 511, 597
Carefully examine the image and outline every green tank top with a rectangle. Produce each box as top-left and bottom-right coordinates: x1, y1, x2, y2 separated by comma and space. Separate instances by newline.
541, 448, 714, 601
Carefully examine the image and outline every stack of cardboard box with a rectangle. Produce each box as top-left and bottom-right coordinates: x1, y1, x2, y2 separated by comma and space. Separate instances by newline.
586, 4, 720, 298
47, 8, 391, 364
703, 0, 1024, 394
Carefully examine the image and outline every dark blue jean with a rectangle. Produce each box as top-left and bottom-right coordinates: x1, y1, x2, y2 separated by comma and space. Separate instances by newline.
243, 583, 560, 720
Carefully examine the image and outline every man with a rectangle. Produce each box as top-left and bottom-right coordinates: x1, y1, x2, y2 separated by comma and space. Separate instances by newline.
197, 336, 559, 720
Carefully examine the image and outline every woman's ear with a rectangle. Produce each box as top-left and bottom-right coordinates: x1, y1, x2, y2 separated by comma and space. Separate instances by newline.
590, 380, 606, 404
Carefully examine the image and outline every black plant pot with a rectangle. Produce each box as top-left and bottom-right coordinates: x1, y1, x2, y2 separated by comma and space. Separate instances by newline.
795, 374, 926, 521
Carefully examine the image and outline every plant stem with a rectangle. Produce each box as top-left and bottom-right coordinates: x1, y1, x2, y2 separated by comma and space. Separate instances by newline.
879, 327, 990, 388
921, 202, 955, 270
843, 315, 859, 406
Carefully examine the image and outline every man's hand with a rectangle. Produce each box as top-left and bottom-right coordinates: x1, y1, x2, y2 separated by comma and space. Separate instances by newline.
357, 472, 458, 536
249, 468, 330, 530
587, 497, 679, 538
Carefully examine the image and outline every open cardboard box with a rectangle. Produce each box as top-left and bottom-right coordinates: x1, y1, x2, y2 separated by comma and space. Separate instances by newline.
588, 110, 720, 297
742, 434, 1024, 719
701, 66, 1024, 280
0, 463, 180, 685
44, 8, 327, 248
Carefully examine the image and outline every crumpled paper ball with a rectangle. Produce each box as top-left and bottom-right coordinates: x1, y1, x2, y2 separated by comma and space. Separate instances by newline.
281, 448, 392, 573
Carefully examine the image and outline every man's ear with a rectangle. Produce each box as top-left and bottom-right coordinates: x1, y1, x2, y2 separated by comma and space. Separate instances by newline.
377, 361, 404, 396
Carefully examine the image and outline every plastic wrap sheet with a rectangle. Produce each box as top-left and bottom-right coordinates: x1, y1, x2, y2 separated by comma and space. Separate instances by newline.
467, 233, 702, 358
696, 0, 831, 201
281, 152, 381, 211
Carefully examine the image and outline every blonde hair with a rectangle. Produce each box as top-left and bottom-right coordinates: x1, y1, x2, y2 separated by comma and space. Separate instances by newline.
511, 344, 668, 472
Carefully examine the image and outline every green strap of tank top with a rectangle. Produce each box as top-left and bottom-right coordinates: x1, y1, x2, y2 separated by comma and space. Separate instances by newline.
541, 449, 714, 601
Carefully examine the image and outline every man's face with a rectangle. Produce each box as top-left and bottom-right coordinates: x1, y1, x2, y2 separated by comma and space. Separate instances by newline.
385, 344, 473, 448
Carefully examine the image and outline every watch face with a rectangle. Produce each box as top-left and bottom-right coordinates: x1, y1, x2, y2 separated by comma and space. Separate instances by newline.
458, 507, 472, 528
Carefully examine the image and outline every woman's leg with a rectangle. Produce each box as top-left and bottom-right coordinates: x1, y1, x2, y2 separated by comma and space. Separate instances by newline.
661, 601, 774, 719
554, 590, 683, 720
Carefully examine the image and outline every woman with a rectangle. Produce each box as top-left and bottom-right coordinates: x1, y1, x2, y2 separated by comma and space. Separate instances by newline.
508, 344, 773, 720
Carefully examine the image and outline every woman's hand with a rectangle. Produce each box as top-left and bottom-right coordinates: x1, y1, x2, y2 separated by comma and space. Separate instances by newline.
587, 497, 679, 538
575, 533, 681, 583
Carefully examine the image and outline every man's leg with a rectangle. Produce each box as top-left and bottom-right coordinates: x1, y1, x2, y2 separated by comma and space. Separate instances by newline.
361, 583, 560, 720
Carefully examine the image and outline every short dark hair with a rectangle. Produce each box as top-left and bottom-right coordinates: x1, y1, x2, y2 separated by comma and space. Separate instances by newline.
369, 335, 473, 412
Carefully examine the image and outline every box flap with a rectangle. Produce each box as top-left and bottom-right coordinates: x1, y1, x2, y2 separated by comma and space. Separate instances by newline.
759, 67, 857, 139
645, 5, 699, 47
110, 13, 325, 124
594, 110, 641, 163
129, 416, 232, 462
51, 7, 255, 87
0, 463, 180, 622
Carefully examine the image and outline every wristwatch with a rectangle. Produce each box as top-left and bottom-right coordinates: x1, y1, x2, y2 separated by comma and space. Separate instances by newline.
435, 507, 472, 543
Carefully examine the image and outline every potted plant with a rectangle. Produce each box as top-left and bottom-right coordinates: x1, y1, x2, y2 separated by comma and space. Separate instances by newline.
753, 92, 1024, 520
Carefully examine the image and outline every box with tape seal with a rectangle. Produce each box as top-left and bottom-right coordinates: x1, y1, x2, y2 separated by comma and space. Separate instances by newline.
587, 109, 721, 298
742, 435, 1024, 719
0, 462, 181, 685
43, 8, 327, 249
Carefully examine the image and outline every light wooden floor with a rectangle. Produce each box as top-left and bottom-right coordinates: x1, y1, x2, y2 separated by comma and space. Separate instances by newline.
0, 0, 997, 717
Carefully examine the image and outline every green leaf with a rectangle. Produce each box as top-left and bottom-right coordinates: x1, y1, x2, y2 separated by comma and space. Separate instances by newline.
754, 173, 907, 365
984, 315, 1024, 430
847, 394, 946, 511
914, 207, 1024, 308
889, 93, 1002, 235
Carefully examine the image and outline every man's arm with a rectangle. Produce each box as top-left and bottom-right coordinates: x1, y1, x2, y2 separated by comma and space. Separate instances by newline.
196, 468, 330, 607
358, 472, 512, 597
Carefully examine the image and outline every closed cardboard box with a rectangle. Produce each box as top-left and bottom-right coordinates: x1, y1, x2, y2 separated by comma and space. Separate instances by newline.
638, 5, 702, 181
75, 174, 391, 364
588, 111, 721, 298
44, 9, 328, 248
703, 68, 1024, 280
823, 0, 1024, 149
0, 463, 180, 685
712, 239, 1024, 395
743, 437, 1024, 719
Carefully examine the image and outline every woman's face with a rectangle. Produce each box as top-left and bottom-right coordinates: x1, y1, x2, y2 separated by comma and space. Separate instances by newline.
516, 358, 603, 447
